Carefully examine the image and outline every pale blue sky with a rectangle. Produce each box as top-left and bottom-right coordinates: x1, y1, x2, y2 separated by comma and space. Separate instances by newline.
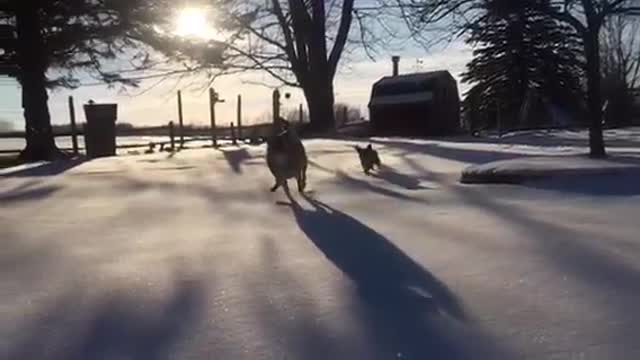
0, 5, 472, 130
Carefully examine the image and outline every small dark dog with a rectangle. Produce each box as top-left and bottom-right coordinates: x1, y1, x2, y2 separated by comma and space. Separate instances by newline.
355, 144, 381, 175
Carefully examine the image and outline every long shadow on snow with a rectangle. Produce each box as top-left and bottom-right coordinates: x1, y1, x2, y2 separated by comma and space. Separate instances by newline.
441, 129, 640, 149
523, 170, 640, 196
281, 193, 504, 358
369, 138, 532, 165
5, 270, 206, 360
0, 185, 61, 205
371, 164, 429, 190
221, 147, 252, 174
307, 159, 430, 204
0, 158, 85, 177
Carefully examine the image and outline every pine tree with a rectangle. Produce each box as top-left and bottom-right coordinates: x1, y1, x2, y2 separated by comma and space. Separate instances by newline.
461, 0, 583, 131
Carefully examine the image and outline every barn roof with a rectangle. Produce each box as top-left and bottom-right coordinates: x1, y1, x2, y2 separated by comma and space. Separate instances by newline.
369, 70, 456, 107
373, 70, 455, 88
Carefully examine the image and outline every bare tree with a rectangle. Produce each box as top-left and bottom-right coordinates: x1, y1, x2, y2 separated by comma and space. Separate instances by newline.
167, 0, 391, 134
601, 15, 640, 89
398, 0, 640, 157
539, 0, 640, 156
600, 15, 640, 125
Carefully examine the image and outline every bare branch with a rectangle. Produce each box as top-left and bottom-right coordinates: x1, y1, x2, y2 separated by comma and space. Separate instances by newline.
328, 0, 354, 78
271, 0, 301, 76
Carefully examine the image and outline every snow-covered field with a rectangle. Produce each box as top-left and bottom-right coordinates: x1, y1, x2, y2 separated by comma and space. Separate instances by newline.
2, 128, 640, 359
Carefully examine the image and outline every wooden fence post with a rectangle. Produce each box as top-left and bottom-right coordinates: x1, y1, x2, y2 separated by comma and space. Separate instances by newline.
208, 88, 225, 147
169, 121, 175, 151
237, 94, 242, 141
177, 90, 184, 148
68, 96, 79, 155
209, 88, 217, 147
272, 89, 280, 122
496, 100, 503, 138
230, 122, 237, 145
298, 103, 303, 124
342, 105, 348, 127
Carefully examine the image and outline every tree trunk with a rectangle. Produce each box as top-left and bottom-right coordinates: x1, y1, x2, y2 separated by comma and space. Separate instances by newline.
302, 76, 336, 134
15, 3, 64, 162
584, 29, 606, 158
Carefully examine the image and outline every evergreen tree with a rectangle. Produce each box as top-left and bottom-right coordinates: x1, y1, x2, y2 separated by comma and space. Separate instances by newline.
461, 0, 583, 131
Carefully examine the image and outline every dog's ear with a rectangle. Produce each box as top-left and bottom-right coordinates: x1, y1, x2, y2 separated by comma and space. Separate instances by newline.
366, 144, 373, 150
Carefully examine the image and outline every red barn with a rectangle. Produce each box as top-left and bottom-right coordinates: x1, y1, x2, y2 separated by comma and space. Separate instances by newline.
368, 69, 461, 136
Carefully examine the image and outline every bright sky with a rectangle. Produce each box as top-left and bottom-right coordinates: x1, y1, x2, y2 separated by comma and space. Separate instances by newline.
0, 5, 473, 130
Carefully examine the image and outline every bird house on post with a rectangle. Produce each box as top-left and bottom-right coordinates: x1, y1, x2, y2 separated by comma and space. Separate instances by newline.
209, 88, 225, 147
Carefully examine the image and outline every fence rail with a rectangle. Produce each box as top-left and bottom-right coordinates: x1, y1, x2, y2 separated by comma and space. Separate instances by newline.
0, 122, 282, 154
0, 89, 367, 156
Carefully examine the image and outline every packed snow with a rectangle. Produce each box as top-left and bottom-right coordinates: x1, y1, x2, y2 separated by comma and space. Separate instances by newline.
2, 127, 640, 359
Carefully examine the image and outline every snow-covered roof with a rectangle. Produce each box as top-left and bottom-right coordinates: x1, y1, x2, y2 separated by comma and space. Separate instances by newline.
369, 70, 455, 107
369, 91, 434, 107
374, 70, 454, 88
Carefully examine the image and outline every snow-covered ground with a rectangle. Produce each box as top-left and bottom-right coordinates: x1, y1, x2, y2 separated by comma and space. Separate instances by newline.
2, 128, 640, 359
461, 155, 640, 183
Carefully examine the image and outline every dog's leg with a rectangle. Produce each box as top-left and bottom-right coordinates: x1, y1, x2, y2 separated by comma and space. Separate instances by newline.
298, 164, 308, 192
297, 174, 306, 192
270, 179, 282, 192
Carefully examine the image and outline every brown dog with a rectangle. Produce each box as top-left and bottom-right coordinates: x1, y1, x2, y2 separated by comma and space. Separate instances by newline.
266, 118, 308, 193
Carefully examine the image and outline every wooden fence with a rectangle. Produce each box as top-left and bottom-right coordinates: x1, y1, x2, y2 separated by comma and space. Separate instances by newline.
0, 89, 307, 155
0, 88, 369, 156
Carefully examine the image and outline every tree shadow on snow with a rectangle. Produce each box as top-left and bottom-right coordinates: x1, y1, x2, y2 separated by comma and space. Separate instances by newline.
0, 183, 61, 204
0, 158, 86, 177
371, 164, 430, 190
221, 147, 252, 174
523, 170, 640, 196
281, 193, 482, 358
369, 138, 531, 165
306, 158, 430, 204
5, 270, 206, 360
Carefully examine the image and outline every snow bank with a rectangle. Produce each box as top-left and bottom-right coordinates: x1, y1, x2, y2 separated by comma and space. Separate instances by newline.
461, 155, 640, 184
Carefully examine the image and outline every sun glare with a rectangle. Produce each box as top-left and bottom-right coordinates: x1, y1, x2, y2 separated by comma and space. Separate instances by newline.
175, 8, 208, 38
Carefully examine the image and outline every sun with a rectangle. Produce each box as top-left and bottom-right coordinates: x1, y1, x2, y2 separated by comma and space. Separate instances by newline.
175, 8, 208, 38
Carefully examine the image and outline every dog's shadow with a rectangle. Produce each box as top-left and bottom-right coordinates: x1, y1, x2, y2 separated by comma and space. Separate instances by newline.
284, 193, 464, 319
371, 164, 429, 190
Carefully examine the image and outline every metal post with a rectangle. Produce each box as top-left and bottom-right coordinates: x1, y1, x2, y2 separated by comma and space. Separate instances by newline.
177, 90, 184, 148
237, 94, 242, 141
68, 96, 79, 155
392, 55, 400, 76
169, 121, 175, 151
